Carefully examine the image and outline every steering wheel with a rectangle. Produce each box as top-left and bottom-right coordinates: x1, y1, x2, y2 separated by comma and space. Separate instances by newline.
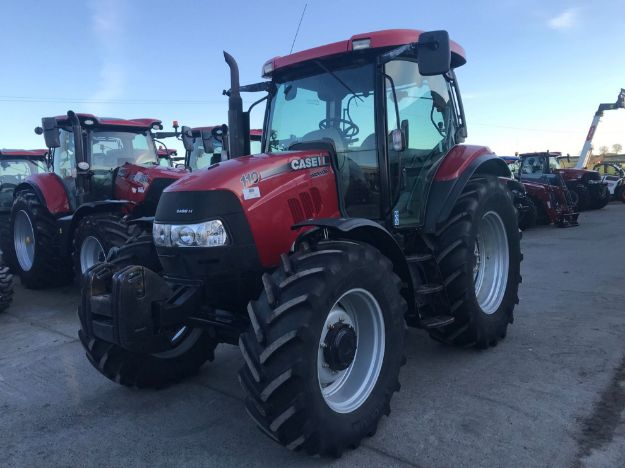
319, 118, 360, 138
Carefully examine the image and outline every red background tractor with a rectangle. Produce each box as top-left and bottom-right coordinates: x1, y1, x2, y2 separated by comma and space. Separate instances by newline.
8, 112, 188, 287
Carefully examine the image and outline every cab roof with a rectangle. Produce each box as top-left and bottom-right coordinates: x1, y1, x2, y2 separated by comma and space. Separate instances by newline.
519, 151, 562, 158
0, 149, 48, 158
50, 113, 162, 130
266, 29, 466, 74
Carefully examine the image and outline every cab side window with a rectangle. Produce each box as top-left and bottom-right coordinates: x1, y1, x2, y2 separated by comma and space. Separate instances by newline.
53, 129, 75, 178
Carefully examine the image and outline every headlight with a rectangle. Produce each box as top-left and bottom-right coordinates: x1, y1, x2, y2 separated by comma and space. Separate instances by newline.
153, 220, 228, 247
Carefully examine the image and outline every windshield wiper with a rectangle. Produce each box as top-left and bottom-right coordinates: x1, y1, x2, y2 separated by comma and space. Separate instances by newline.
314, 60, 363, 102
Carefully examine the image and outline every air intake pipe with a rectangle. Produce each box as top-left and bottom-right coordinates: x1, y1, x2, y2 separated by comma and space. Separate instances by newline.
223, 52, 250, 158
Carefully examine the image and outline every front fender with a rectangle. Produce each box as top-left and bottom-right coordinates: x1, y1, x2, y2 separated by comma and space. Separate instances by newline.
293, 218, 415, 314
424, 146, 510, 233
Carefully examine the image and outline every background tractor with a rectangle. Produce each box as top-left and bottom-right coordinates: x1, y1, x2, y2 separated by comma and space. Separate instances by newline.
0, 149, 48, 259
520, 151, 609, 211
80, 29, 522, 456
593, 162, 625, 203
8, 112, 190, 288
516, 153, 579, 226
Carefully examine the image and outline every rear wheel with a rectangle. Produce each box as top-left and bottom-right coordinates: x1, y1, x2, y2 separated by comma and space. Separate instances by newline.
238, 240, 406, 456
77, 238, 216, 389
10, 191, 72, 288
591, 185, 610, 209
429, 176, 521, 348
574, 186, 590, 211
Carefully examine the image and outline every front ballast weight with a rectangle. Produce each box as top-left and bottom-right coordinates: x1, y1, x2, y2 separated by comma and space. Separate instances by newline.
81, 262, 197, 354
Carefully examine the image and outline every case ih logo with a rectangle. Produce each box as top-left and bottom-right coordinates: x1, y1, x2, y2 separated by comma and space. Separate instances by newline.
176, 208, 193, 214
290, 156, 329, 171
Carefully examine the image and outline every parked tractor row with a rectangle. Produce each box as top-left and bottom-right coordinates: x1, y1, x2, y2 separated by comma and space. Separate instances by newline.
0, 28, 620, 457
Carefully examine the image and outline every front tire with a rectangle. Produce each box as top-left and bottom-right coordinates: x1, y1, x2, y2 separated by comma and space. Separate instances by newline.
590, 185, 610, 209
10, 191, 73, 289
77, 238, 217, 389
429, 176, 521, 348
73, 213, 143, 280
238, 240, 406, 456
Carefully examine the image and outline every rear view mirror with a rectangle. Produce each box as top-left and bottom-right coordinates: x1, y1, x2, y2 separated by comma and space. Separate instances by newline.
391, 129, 405, 152
417, 30, 451, 76
39, 117, 60, 148
181, 126, 194, 152
201, 131, 214, 154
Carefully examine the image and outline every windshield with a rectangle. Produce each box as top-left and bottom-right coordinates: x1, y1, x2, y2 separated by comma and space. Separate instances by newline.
267, 62, 379, 218
549, 157, 561, 170
89, 130, 157, 170
188, 135, 223, 170
0, 159, 47, 185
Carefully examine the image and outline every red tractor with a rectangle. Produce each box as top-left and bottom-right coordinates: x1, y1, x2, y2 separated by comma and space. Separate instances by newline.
8, 112, 191, 288
504, 155, 579, 227
80, 29, 522, 456
520, 151, 609, 210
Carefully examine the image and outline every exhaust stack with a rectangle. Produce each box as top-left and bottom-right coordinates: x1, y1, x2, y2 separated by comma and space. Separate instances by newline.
223, 52, 250, 158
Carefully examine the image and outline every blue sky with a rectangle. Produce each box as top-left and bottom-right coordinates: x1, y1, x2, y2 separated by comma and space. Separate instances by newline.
1, 0, 624, 156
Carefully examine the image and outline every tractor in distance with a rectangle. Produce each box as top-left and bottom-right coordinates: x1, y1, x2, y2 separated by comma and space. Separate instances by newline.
80, 29, 522, 456
8, 112, 195, 288
593, 162, 625, 203
0, 149, 49, 259
515, 153, 579, 227
519, 151, 609, 211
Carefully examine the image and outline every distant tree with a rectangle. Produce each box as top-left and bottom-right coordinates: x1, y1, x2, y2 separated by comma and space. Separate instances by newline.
599, 145, 609, 155
612, 143, 623, 154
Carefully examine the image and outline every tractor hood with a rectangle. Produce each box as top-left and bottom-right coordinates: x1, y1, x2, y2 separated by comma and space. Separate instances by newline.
555, 168, 600, 181
114, 162, 188, 207
164, 149, 333, 198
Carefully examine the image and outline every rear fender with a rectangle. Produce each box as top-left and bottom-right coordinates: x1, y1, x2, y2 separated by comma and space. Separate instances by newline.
424, 146, 510, 233
293, 218, 416, 314
15, 173, 72, 215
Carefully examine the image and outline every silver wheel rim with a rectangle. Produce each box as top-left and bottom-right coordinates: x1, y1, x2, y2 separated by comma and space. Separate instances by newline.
317, 288, 385, 414
14, 210, 36, 272
80, 236, 106, 273
473, 211, 509, 315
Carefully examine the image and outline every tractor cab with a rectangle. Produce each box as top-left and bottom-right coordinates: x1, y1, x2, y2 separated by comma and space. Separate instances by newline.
0, 149, 48, 212
518, 152, 566, 187
36, 112, 164, 206
157, 148, 182, 167
249, 30, 468, 226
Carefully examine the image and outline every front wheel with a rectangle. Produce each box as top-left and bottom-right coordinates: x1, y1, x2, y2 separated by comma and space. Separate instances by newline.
238, 240, 406, 456
0, 261, 14, 312
78, 237, 216, 388
429, 176, 522, 348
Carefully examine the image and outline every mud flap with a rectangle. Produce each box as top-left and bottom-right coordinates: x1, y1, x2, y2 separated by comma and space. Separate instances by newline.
81, 262, 192, 353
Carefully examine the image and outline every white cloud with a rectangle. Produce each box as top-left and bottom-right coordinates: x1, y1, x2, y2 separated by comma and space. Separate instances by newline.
88, 0, 126, 111
548, 7, 580, 31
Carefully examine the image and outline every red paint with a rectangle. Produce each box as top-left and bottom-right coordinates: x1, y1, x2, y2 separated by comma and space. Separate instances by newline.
521, 180, 576, 225
166, 150, 340, 267
25, 173, 71, 214
157, 148, 178, 157
434, 145, 493, 182
0, 149, 47, 158
269, 29, 466, 74
114, 163, 187, 204
586, 126, 596, 141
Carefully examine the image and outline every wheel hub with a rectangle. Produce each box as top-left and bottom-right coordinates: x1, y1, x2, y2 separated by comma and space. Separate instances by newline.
323, 323, 357, 371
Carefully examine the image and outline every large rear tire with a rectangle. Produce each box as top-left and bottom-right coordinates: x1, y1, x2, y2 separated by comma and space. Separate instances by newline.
238, 240, 406, 456
10, 191, 73, 289
590, 185, 610, 210
429, 176, 521, 348
77, 239, 216, 389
